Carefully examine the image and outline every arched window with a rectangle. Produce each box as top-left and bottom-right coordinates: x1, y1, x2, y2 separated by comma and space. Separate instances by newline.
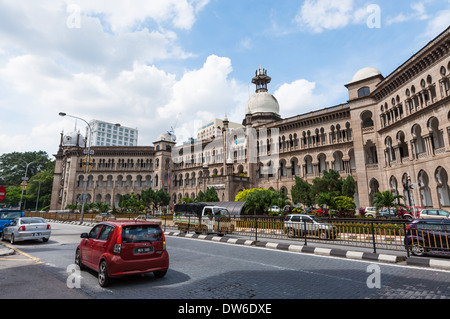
358, 86, 370, 98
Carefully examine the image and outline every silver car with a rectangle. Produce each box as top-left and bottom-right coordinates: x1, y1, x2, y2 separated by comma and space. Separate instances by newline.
1, 217, 51, 244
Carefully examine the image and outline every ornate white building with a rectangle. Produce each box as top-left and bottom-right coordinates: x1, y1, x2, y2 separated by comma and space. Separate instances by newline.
51, 27, 450, 212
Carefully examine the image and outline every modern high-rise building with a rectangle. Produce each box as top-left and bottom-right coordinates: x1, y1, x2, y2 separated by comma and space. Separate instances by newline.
197, 118, 242, 141
89, 120, 138, 147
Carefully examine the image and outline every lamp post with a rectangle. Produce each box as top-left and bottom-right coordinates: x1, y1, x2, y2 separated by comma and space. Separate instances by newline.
59, 112, 92, 224
34, 180, 42, 212
406, 174, 416, 217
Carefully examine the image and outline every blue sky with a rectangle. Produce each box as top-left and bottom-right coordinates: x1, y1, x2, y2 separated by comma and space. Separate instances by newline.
0, 0, 449, 157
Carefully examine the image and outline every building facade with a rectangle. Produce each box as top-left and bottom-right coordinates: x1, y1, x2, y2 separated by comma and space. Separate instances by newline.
89, 119, 138, 147
51, 27, 450, 212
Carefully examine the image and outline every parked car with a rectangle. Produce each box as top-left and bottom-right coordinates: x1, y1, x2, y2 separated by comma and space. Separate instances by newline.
378, 208, 397, 219
404, 219, 450, 256
75, 220, 169, 287
1, 217, 51, 244
269, 206, 280, 213
417, 209, 450, 219
94, 213, 117, 222
283, 214, 338, 239
364, 207, 377, 218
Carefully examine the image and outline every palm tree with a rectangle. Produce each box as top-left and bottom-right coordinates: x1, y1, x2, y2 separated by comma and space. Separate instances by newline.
372, 190, 404, 218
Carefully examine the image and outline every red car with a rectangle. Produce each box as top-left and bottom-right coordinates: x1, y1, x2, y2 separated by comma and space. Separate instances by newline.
75, 221, 169, 287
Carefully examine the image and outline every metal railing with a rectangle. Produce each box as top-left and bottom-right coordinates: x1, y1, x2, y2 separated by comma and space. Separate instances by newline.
28, 212, 450, 256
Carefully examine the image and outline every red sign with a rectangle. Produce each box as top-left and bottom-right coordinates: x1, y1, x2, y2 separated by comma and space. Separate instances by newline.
0, 186, 5, 202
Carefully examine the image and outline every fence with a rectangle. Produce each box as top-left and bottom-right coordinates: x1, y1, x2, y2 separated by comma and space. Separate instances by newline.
27, 212, 450, 257
227, 215, 409, 254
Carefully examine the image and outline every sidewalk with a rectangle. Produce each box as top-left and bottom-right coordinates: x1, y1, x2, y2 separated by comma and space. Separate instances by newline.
0, 242, 15, 256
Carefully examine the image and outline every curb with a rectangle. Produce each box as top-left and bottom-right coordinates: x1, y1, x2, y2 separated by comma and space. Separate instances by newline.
0, 244, 15, 256
165, 231, 450, 271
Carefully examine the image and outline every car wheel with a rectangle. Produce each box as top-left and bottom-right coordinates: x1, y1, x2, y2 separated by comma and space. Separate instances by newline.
98, 260, 111, 287
319, 231, 328, 240
42, 237, 49, 242
153, 270, 167, 278
0, 232, 4, 241
75, 249, 85, 270
411, 243, 427, 257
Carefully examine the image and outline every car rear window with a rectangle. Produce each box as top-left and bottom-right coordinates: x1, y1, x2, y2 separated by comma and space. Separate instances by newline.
21, 217, 46, 224
122, 225, 163, 243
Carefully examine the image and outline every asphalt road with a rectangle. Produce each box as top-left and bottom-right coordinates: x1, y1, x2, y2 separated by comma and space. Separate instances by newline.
0, 222, 449, 306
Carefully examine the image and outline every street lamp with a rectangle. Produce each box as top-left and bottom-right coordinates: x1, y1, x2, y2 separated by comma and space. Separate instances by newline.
59, 112, 93, 224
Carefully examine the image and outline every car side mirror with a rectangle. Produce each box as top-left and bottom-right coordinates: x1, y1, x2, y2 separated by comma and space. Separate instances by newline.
80, 233, 89, 238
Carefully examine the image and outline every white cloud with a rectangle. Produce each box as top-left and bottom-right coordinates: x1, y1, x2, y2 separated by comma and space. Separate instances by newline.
274, 79, 328, 117
386, 1, 431, 25
157, 55, 247, 142
295, 0, 355, 33
421, 9, 450, 38
72, 0, 210, 31
0, 53, 248, 155
0, 1, 197, 74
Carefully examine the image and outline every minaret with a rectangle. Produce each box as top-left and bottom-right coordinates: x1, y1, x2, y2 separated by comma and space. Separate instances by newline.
252, 67, 271, 93
244, 67, 280, 126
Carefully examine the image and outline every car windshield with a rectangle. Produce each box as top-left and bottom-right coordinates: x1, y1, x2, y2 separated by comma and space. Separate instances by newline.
0, 211, 22, 219
122, 225, 163, 243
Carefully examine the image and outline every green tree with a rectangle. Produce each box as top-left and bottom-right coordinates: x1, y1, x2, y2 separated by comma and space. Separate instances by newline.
196, 187, 219, 202
234, 188, 263, 201
141, 188, 156, 209
65, 204, 79, 211
372, 190, 404, 218
290, 177, 313, 208
310, 170, 343, 199
341, 175, 356, 198
154, 189, 170, 212
0, 151, 52, 186
94, 202, 110, 213
119, 193, 142, 212
316, 192, 336, 212
3, 186, 22, 207
334, 196, 356, 217
26, 166, 54, 210
241, 189, 284, 215
243, 189, 274, 215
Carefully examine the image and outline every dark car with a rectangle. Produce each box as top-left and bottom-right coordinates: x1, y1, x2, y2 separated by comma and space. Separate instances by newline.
378, 208, 397, 218
404, 219, 450, 257
75, 221, 169, 287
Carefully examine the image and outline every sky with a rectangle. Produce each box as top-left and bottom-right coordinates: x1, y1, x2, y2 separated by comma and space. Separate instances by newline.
0, 0, 449, 158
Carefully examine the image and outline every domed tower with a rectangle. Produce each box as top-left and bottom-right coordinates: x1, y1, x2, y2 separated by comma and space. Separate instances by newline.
244, 67, 281, 126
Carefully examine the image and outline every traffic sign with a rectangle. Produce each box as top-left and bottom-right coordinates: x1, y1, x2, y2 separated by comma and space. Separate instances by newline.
0, 186, 5, 202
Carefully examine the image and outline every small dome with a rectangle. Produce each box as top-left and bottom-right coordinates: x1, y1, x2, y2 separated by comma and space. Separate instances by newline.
350, 67, 382, 83
245, 92, 280, 115
62, 131, 85, 147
